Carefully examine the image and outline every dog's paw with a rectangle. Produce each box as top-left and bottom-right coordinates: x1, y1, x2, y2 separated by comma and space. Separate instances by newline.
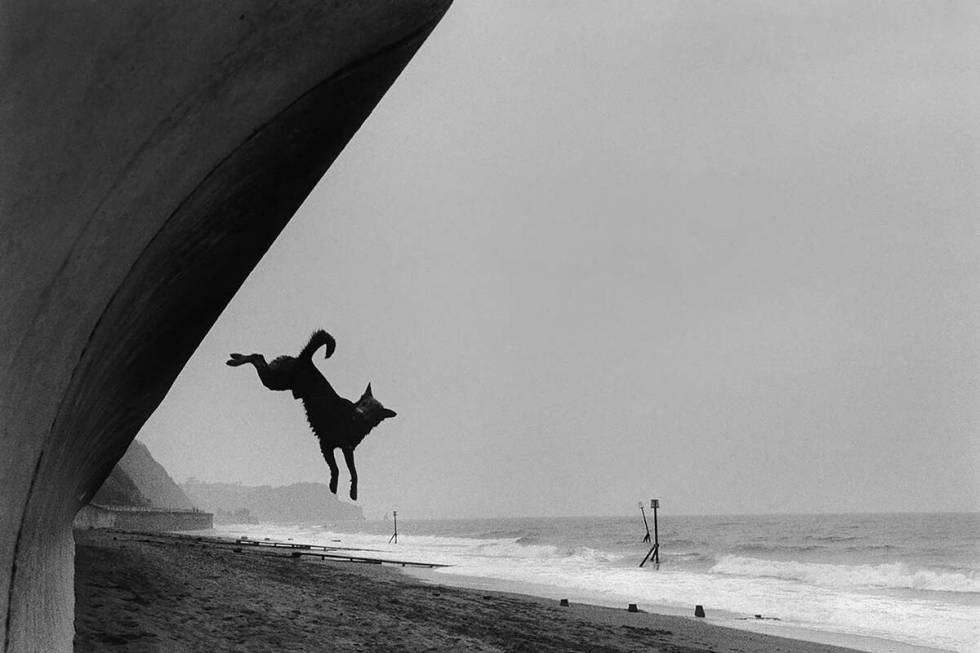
349, 484, 358, 501
329, 477, 338, 494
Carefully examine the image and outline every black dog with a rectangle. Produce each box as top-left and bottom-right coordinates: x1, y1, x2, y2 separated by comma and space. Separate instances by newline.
227, 330, 396, 500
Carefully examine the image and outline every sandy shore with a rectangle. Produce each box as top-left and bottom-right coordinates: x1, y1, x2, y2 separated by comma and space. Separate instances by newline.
74, 530, 862, 652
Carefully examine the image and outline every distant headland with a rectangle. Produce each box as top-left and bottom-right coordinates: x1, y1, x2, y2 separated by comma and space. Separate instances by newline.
181, 480, 364, 524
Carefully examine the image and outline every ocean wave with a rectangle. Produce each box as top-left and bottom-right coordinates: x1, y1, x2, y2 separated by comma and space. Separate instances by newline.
660, 538, 698, 548
663, 550, 714, 563
735, 539, 897, 554
808, 534, 861, 543
843, 544, 897, 553
731, 543, 827, 554
469, 539, 559, 559
482, 529, 537, 540
711, 555, 980, 593
562, 546, 623, 563
611, 537, 649, 546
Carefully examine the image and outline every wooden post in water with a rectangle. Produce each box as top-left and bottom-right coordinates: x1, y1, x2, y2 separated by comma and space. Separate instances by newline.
388, 510, 398, 544
639, 499, 660, 568
639, 502, 651, 543
652, 499, 660, 564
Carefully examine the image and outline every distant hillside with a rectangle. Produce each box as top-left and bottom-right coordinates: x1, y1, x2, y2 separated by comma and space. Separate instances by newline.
180, 481, 363, 523
92, 440, 195, 509
91, 466, 150, 507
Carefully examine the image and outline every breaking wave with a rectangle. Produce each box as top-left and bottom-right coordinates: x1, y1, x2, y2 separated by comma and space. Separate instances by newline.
711, 555, 980, 593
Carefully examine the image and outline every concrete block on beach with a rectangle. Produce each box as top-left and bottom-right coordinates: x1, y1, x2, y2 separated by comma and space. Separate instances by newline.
0, 2, 451, 650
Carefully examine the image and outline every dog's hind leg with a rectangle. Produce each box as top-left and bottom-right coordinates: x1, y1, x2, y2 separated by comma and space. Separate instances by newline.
342, 447, 358, 501
226, 353, 293, 392
320, 443, 340, 495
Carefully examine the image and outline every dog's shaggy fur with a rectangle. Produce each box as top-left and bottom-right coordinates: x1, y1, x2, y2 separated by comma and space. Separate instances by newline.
227, 330, 396, 500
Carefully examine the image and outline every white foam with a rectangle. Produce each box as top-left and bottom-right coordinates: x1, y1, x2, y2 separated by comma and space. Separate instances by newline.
712, 555, 980, 593
434, 559, 979, 652
212, 524, 980, 653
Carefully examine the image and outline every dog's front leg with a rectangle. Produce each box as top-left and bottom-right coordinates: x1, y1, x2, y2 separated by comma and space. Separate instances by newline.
321, 445, 339, 495
342, 447, 358, 501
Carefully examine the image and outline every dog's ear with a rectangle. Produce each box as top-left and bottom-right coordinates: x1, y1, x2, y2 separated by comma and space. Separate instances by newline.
363, 383, 373, 398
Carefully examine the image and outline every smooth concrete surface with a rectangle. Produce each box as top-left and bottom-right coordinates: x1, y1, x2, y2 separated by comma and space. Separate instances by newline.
0, 2, 450, 650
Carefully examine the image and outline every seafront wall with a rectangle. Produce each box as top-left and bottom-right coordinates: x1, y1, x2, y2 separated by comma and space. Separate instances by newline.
74, 506, 213, 533
0, 2, 450, 650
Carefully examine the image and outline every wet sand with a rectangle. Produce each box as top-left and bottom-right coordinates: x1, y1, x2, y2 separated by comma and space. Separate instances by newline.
74, 530, 861, 652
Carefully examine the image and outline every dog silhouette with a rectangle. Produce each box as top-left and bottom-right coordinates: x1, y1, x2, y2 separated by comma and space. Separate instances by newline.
227, 330, 396, 500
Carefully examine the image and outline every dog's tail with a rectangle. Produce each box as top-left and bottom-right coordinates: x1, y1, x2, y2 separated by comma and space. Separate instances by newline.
299, 329, 336, 360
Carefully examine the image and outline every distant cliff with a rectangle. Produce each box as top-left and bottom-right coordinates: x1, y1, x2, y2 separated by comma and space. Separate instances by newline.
81, 440, 211, 532
181, 481, 363, 523
92, 440, 195, 509
89, 466, 150, 508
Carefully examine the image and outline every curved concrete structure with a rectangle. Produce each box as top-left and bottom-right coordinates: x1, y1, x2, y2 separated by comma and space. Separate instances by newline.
0, 2, 450, 650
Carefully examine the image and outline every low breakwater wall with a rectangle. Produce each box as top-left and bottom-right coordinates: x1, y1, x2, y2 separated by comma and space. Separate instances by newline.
75, 504, 213, 532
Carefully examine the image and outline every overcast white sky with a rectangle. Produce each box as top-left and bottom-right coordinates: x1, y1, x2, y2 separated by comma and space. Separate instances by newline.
141, 1, 979, 519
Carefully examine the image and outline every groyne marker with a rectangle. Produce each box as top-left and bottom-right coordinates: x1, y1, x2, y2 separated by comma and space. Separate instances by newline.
388, 510, 398, 544
638, 498, 660, 568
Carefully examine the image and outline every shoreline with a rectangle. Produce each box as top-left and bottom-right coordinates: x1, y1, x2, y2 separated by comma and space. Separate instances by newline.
404, 567, 951, 653
208, 522, 960, 653
75, 529, 872, 652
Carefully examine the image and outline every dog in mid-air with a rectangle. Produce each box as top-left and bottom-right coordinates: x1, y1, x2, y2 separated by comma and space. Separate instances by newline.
226, 329, 396, 501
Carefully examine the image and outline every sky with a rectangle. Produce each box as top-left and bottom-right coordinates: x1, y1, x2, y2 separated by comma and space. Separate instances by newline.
140, 1, 980, 520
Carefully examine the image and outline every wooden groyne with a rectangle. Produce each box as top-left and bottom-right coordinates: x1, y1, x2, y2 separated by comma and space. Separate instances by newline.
233, 537, 448, 568
98, 530, 449, 570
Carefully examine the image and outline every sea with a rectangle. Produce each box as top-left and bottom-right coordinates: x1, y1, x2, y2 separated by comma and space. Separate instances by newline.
210, 513, 979, 653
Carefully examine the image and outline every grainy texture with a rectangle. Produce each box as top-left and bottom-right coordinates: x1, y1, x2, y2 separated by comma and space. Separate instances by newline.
75, 531, 859, 653
0, 2, 450, 649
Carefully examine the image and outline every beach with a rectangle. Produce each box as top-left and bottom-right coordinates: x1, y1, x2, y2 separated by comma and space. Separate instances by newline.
199, 514, 976, 652
74, 530, 863, 652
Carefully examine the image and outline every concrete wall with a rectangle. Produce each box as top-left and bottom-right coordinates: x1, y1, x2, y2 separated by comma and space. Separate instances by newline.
0, 2, 450, 650
71, 508, 116, 531
74, 506, 213, 532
